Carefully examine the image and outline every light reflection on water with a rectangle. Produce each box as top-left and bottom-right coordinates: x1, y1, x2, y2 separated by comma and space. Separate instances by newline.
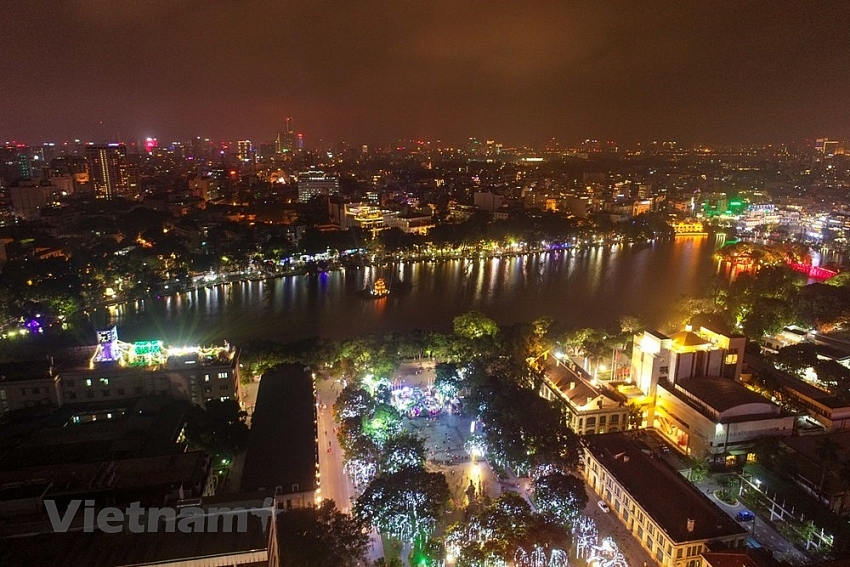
93, 236, 725, 345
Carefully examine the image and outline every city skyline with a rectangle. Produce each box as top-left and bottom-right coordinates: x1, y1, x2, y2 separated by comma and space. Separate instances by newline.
2, 2, 849, 145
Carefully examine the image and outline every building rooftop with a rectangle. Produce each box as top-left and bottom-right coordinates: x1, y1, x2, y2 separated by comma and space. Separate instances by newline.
0, 515, 270, 566
0, 360, 53, 382
0, 397, 189, 469
669, 330, 711, 348
0, 451, 208, 506
702, 551, 768, 567
546, 362, 625, 409
584, 432, 747, 544
675, 378, 778, 419
240, 364, 318, 494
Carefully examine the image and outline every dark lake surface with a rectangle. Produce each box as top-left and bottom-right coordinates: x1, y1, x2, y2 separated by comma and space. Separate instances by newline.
92, 235, 726, 345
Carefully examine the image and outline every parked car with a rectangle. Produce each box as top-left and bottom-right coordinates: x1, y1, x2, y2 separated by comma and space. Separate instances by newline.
736, 510, 755, 522
598, 500, 610, 513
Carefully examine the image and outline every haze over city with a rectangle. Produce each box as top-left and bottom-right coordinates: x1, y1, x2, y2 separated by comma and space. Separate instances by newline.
2, 1, 849, 145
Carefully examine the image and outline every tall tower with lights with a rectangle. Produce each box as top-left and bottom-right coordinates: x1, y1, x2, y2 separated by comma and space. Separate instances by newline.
85, 144, 129, 199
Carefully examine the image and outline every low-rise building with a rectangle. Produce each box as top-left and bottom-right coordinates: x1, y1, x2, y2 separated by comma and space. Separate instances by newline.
746, 355, 850, 432
630, 326, 794, 462
582, 432, 748, 567
0, 493, 275, 566
655, 376, 794, 462
539, 358, 631, 435
60, 327, 239, 408
0, 360, 62, 416
240, 364, 319, 510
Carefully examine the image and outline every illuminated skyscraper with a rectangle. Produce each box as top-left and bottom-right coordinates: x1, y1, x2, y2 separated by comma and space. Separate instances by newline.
237, 140, 253, 162
84, 144, 130, 199
275, 117, 296, 154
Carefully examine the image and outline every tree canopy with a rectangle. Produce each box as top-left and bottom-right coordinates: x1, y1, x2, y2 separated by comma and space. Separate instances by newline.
277, 499, 371, 567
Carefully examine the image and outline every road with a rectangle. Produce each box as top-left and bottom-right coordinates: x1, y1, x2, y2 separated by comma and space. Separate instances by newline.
316, 376, 384, 563
693, 476, 808, 564
584, 491, 655, 567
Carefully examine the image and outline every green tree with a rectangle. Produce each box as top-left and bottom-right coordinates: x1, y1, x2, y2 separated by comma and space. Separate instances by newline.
356, 468, 449, 556
445, 492, 570, 567
741, 297, 793, 338
533, 471, 588, 528
469, 376, 580, 473
773, 343, 819, 376
453, 311, 499, 340
333, 386, 375, 422
434, 362, 464, 399
277, 499, 371, 567
627, 403, 645, 429
378, 432, 426, 474
751, 436, 783, 468
685, 457, 709, 483
362, 403, 402, 446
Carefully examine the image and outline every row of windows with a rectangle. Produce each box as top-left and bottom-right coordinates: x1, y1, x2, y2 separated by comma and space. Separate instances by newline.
583, 414, 623, 427
65, 373, 230, 388
589, 458, 720, 567
65, 384, 232, 400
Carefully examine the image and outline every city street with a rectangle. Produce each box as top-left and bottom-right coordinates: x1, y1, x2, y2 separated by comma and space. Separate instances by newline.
316, 376, 385, 563
582, 491, 655, 567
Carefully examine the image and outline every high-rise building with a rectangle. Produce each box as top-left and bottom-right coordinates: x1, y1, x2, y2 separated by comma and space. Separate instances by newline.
237, 140, 253, 162
276, 117, 296, 154
84, 144, 130, 199
297, 170, 339, 203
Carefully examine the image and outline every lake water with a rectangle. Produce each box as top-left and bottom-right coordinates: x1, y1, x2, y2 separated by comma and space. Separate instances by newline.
92, 235, 726, 345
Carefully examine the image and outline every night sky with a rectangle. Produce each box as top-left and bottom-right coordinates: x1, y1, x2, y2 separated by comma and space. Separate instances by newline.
2, 1, 848, 146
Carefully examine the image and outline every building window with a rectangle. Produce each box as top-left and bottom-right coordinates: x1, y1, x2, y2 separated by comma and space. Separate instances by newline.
20, 389, 26, 396
659, 366, 669, 374
599, 415, 606, 426
586, 417, 596, 427
204, 374, 210, 382
218, 372, 228, 379
118, 388, 125, 396
66, 380, 75, 387
87, 391, 95, 399
68, 392, 77, 400
103, 390, 110, 397
610, 414, 619, 424
99, 378, 109, 386
725, 353, 738, 365
32, 388, 40, 395
86, 379, 93, 387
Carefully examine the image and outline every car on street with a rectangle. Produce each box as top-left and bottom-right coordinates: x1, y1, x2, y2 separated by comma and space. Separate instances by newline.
736, 510, 755, 522
598, 500, 610, 513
